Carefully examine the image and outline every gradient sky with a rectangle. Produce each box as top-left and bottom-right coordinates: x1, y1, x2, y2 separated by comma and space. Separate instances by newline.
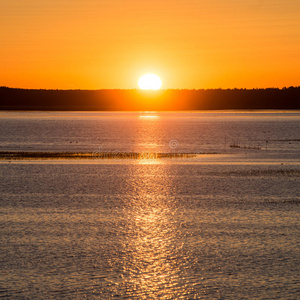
1, 0, 299, 89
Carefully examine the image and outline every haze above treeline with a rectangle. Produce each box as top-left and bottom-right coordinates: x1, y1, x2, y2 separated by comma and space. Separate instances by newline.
0, 86, 299, 111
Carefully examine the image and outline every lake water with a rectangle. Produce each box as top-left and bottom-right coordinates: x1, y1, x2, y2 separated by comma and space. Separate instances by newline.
0, 111, 299, 299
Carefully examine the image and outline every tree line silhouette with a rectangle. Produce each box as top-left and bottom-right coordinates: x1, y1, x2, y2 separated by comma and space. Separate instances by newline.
0, 86, 299, 110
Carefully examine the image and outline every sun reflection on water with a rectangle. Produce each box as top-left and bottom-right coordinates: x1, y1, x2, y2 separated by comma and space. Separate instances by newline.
135, 112, 164, 154
138, 111, 159, 119
108, 114, 194, 298
139, 115, 159, 119
121, 165, 188, 298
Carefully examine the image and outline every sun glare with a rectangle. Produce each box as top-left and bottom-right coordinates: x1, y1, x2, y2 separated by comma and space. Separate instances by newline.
138, 74, 162, 90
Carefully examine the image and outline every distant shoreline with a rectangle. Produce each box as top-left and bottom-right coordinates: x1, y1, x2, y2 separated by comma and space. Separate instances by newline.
1, 86, 299, 111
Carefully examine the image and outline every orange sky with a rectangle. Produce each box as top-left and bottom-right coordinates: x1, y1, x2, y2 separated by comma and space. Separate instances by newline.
0, 0, 299, 89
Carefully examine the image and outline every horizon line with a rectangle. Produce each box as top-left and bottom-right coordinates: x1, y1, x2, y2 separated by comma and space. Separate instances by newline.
1, 86, 300, 91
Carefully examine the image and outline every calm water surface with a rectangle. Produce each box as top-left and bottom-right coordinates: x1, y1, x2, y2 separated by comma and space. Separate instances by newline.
0, 111, 299, 299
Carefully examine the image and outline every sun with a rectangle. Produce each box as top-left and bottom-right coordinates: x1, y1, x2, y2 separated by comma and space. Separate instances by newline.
138, 74, 162, 90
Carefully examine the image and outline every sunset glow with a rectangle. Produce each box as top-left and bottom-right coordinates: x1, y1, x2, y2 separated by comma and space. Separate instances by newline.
0, 1, 299, 89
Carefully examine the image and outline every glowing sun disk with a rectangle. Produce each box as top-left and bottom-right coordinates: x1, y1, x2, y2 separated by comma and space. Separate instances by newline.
138, 74, 162, 90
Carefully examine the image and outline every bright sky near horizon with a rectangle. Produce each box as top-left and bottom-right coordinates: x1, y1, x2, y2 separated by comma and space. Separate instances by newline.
0, 0, 299, 89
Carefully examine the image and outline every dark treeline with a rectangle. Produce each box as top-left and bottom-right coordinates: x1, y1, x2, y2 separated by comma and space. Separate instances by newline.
0, 86, 299, 110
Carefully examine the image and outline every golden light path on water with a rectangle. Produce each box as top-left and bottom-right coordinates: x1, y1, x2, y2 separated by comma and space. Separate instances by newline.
115, 113, 192, 298
136, 112, 162, 153
121, 164, 188, 298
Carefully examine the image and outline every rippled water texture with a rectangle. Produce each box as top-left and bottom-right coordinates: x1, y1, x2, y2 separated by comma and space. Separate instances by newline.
0, 111, 299, 299
1, 110, 300, 154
